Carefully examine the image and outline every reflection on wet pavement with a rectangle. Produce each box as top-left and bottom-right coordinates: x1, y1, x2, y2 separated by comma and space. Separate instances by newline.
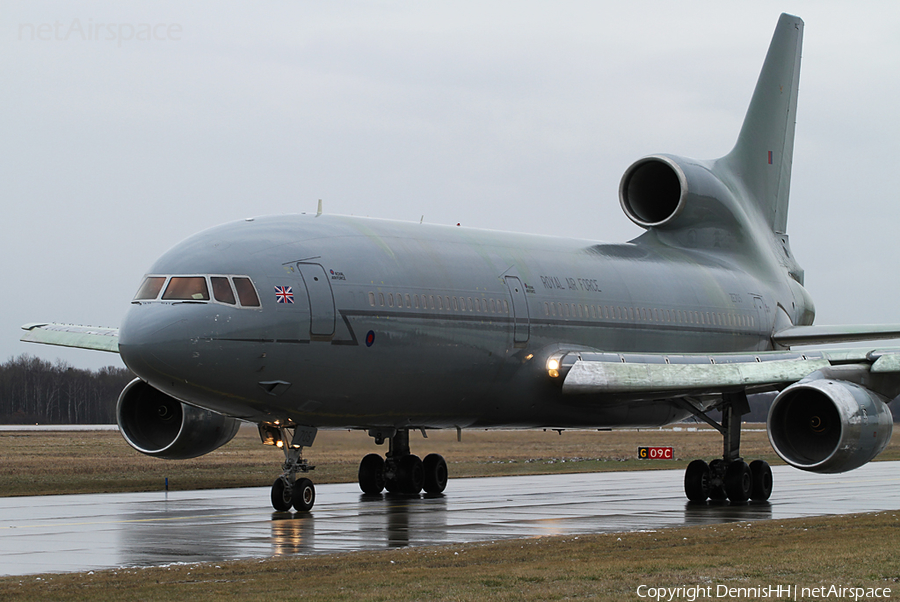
1, 462, 898, 576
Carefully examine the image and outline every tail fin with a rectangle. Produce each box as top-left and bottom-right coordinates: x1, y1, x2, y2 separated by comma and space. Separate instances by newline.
720, 13, 803, 235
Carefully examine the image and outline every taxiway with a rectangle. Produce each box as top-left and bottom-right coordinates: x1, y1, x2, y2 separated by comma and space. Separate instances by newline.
1, 461, 898, 576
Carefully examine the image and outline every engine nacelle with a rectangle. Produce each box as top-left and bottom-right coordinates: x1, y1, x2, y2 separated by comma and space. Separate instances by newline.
767, 379, 893, 473
116, 378, 240, 459
619, 154, 736, 231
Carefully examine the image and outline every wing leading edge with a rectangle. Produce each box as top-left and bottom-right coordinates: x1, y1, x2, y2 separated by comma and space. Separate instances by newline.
556, 348, 900, 398
20, 323, 120, 353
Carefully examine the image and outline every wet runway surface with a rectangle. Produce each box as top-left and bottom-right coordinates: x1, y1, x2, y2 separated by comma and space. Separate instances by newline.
2, 461, 899, 576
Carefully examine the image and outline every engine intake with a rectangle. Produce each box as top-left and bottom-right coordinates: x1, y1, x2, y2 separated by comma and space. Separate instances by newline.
618, 154, 742, 236
619, 156, 687, 227
117, 378, 240, 459
767, 379, 893, 473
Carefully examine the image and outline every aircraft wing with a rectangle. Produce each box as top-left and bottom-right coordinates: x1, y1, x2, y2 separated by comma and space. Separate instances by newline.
20, 323, 120, 353
556, 348, 900, 398
772, 324, 900, 346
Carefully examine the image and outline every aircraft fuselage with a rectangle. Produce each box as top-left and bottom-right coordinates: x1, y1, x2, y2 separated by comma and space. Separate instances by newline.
118, 213, 792, 431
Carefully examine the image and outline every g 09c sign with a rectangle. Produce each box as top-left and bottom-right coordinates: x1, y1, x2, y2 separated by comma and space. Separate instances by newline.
638, 446, 674, 460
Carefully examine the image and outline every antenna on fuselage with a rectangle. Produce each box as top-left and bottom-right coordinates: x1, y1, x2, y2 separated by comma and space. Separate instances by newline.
316, 199, 323, 217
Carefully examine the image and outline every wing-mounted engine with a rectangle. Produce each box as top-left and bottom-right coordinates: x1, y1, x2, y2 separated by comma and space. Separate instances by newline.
619, 154, 745, 242
767, 378, 893, 473
117, 378, 240, 460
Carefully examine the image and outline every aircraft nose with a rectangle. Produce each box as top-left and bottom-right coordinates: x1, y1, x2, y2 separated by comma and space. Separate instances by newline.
118, 304, 191, 381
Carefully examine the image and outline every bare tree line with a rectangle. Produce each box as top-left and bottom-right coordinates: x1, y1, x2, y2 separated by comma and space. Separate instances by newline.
0, 355, 133, 424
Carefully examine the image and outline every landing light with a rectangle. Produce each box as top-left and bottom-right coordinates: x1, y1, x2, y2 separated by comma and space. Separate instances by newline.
276, 440, 284, 448
547, 358, 560, 378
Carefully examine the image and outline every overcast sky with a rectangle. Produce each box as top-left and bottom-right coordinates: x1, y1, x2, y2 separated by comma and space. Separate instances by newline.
2, 1, 899, 371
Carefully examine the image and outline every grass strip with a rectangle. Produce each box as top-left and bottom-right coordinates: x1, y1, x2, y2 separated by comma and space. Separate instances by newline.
5, 425, 898, 497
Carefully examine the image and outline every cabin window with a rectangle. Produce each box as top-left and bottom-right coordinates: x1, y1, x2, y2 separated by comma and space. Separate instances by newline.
388, 293, 394, 307
467, 297, 474, 311
369, 292, 376, 307
379, 293, 385, 307
452, 297, 459, 311
134, 276, 166, 300
163, 277, 209, 301
502, 300, 509, 314
413, 295, 419, 309
233, 278, 260, 307
211, 277, 236, 305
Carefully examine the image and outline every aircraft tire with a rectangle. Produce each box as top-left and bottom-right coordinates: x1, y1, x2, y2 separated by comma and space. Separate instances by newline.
358, 453, 386, 494
396, 454, 425, 495
749, 460, 773, 501
707, 459, 728, 501
684, 459, 710, 502
271, 477, 292, 512
724, 460, 752, 502
292, 477, 316, 512
423, 453, 448, 494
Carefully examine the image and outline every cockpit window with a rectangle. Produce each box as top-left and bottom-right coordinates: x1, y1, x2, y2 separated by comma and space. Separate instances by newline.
162, 277, 210, 301
233, 277, 260, 307
211, 277, 236, 305
134, 277, 166, 300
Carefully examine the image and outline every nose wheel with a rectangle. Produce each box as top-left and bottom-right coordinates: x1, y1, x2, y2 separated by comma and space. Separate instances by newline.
260, 423, 317, 512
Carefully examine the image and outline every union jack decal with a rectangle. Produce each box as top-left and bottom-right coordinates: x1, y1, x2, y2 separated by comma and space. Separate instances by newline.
274, 286, 294, 304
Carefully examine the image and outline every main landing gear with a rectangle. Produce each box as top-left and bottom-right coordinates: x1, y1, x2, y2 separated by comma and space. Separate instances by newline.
260, 424, 317, 512
679, 391, 773, 503
358, 428, 449, 495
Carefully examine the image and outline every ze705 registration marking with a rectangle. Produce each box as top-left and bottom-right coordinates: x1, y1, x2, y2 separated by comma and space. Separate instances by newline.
638, 446, 674, 459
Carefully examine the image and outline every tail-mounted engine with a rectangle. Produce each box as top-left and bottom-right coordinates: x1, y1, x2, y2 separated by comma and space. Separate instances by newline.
619, 154, 740, 233
117, 378, 240, 460
767, 379, 893, 473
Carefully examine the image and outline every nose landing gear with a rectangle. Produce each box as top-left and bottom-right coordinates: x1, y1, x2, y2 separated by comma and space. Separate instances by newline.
260, 423, 317, 512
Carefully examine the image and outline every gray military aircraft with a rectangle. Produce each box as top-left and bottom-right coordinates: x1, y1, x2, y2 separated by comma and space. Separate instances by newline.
22, 13, 900, 512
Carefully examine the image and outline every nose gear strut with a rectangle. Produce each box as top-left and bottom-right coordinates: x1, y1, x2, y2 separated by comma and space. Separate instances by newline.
260, 424, 317, 512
